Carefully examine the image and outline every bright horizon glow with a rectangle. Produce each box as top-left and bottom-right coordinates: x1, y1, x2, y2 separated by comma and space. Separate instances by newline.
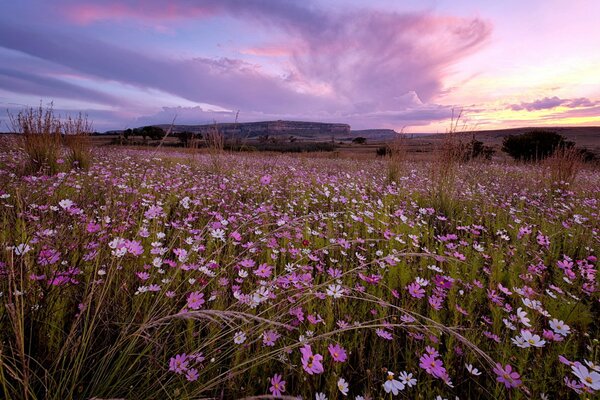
0, 0, 599, 132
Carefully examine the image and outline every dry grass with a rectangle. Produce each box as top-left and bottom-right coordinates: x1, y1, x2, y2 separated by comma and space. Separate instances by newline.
8, 104, 62, 175
428, 110, 466, 214
204, 122, 226, 174
62, 113, 92, 170
386, 130, 408, 183
543, 146, 583, 188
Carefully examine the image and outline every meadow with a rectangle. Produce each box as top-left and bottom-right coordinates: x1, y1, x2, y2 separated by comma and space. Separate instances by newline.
0, 139, 598, 399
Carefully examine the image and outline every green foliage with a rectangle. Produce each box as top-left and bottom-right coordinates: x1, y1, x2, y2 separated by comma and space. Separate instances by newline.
502, 130, 573, 161
459, 139, 495, 161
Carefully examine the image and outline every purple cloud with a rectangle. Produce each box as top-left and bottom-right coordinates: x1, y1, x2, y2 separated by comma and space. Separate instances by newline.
0, 0, 492, 130
510, 96, 598, 112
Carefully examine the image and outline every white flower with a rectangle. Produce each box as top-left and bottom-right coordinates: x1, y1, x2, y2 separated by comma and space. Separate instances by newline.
233, 331, 246, 344
14, 243, 32, 255
549, 319, 570, 337
337, 377, 349, 396
315, 393, 328, 400
180, 196, 191, 209
516, 307, 531, 327
383, 371, 405, 395
326, 284, 344, 298
571, 364, 600, 390
58, 199, 74, 209
585, 360, 600, 372
513, 330, 545, 348
211, 228, 226, 241
503, 318, 517, 331
415, 277, 429, 286
398, 371, 416, 387
466, 363, 481, 376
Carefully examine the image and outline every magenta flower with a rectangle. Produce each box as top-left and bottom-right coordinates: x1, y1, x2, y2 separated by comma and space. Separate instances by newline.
300, 344, 324, 375
493, 363, 522, 388
169, 353, 189, 374
407, 282, 425, 298
328, 343, 348, 362
260, 175, 272, 185
419, 353, 446, 378
186, 291, 205, 310
185, 368, 199, 382
262, 330, 281, 346
269, 373, 286, 396
376, 328, 393, 340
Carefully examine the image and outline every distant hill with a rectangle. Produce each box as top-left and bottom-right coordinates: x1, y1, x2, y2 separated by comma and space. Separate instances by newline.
421, 126, 600, 152
151, 120, 350, 141
350, 129, 398, 140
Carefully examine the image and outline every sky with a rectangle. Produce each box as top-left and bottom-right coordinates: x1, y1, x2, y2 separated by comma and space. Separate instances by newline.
1, 0, 599, 132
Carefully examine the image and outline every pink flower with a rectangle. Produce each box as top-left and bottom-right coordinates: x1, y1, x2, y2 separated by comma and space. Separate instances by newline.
186, 292, 205, 310
493, 363, 522, 388
262, 330, 281, 346
269, 373, 286, 396
254, 263, 273, 278
376, 328, 393, 340
260, 175, 272, 185
185, 368, 199, 382
144, 205, 164, 220
169, 353, 188, 374
328, 343, 347, 362
419, 353, 446, 379
125, 240, 144, 256
407, 282, 425, 298
300, 344, 324, 375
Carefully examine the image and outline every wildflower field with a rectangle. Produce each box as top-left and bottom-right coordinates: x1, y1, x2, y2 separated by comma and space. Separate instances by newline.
0, 144, 598, 399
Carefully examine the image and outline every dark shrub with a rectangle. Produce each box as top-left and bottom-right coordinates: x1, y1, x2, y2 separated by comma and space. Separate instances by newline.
502, 131, 573, 161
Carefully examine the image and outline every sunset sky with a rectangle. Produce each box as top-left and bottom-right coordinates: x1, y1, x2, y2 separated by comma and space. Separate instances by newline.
1, 0, 599, 132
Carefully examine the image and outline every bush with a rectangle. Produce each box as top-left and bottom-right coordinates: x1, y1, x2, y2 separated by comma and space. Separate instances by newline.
459, 139, 494, 161
376, 145, 391, 157
502, 130, 573, 161
352, 137, 367, 144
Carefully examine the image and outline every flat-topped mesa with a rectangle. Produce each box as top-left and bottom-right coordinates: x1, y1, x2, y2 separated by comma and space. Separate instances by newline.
161, 120, 351, 139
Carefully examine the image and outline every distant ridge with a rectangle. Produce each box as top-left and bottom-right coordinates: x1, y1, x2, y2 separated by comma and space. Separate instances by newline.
422, 126, 600, 150
149, 120, 350, 140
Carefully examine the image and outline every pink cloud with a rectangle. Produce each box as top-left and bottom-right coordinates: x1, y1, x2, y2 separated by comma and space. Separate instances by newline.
1, 1, 493, 130
65, 2, 215, 24
239, 45, 293, 57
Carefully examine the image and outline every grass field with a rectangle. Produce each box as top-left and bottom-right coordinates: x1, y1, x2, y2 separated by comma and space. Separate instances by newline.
0, 140, 599, 399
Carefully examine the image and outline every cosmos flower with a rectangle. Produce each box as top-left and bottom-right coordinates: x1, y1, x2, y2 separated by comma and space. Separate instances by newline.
328, 343, 347, 362
571, 364, 600, 390
233, 331, 247, 344
169, 353, 188, 374
383, 371, 405, 395
493, 363, 522, 388
337, 377, 349, 396
300, 344, 324, 375
186, 291, 205, 310
549, 319, 571, 337
269, 373, 286, 396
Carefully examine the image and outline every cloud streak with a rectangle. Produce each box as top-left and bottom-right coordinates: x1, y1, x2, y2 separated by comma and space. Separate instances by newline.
509, 96, 599, 111
0, 0, 493, 130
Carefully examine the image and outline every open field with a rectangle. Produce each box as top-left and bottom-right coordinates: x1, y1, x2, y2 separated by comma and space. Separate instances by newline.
1, 140, 599, 399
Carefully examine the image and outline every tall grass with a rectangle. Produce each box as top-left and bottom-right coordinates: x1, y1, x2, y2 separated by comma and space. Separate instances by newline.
385, 130, 408, 183
0, 141, 598, 399
8, 104, 62, 175
62, 113, 92, 170
543, 146, 583, 188
204, 122, 226, 174
428, 110, 466, 215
